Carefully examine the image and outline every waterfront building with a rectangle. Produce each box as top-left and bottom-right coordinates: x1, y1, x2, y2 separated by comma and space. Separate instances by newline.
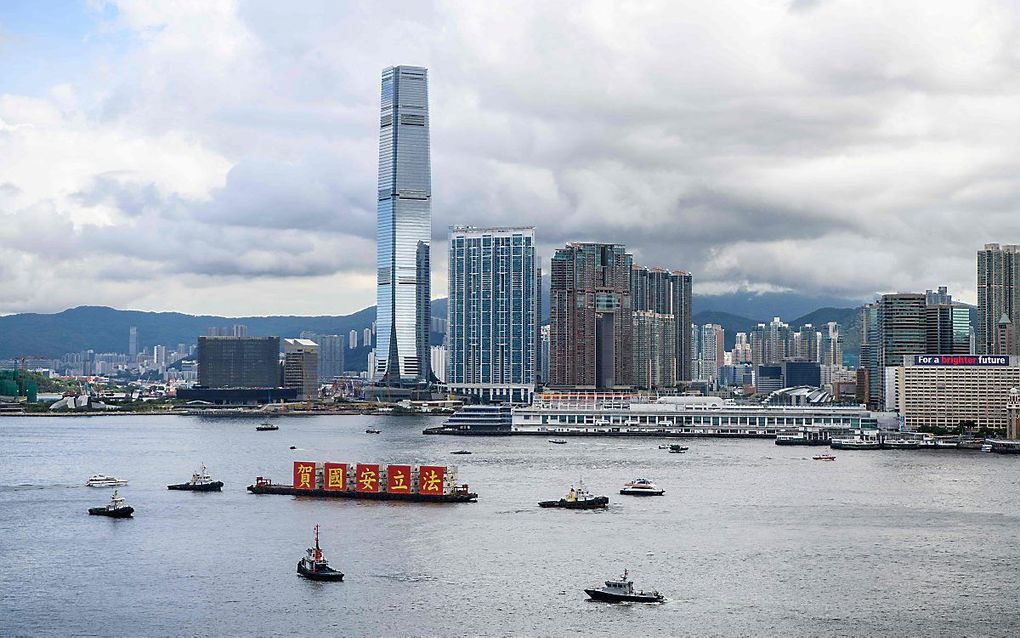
890, 354, 1020, 432
374, 65, 433, 385
197, 336, 280, 388
630, 266, 693, 381
633, 311, 676, 389
349, 330, 358, 350
1008, 388, 1020, 439
860, 303, 880, 409
549, 243, 633, 390
447, 226, 538, 403
925, 303, 971, 354
876, 293, 926, 408
977, 244, 1020, 355
283, 338, 319, 401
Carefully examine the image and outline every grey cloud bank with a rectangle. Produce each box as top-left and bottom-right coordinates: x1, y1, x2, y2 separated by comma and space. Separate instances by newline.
1, 1, 1018, 315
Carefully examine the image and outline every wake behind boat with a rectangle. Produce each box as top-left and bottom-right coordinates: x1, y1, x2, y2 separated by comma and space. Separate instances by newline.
538, 481, 608, 509
167, 464, 223, 491
585, 570, 663, 603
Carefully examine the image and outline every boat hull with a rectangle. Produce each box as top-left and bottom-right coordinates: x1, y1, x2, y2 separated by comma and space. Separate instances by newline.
538, 496, 609, 509
619, 489, 664, 496
297, 562, 344, 581
88, 506, 134, 518
830, 441, 881, 450
248, 484, 478, 503
167, 481, 224, 491
584, 589, 663, 603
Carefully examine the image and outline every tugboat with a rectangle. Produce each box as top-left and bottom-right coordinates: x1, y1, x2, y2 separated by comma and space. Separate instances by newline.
812, 453, 836, 461
297, 525, 344, 582
85, 474, 128, 487
88, 490, 134, 518
619, 478, 665, 496
167, 464, 224, 491
256, 422, 279, 431
585, 569, 664, 603
538, 480, 609, 509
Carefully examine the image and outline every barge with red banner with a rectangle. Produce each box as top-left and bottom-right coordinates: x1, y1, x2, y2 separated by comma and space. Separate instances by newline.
247, 461, 478, 503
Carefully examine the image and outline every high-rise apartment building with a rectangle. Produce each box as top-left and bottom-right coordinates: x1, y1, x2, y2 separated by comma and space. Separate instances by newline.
283, 338, 319, 401
316, 334, 345, 382
821, 322, 842, 367
633, 311, 676, 389
363, 327, 372, 348
751, 317, 790, 367
197, 336, 280, 388
732, 332, 752, 364
349, 330, 358, 350
550, 243, 633, 389
630, 265, 693, 382
977, 244, 1020, 355
128, 327, 138, 360
447, 226, 538, 403
374, 65, 432, 385
692, 323, 724, 384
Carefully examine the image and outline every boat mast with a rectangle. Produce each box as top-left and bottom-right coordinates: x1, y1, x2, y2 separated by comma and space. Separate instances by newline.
314, 524, 322, 561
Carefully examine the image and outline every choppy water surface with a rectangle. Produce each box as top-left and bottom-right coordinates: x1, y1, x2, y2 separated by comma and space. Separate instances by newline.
2, 415, 1019, 637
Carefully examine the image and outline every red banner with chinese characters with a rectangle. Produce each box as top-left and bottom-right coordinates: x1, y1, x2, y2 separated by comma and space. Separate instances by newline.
323, 463, 348, 491
293, 461, 316, 490
386, 464, 412, 493
355, 463, 380, 493
418, 465, 446, 496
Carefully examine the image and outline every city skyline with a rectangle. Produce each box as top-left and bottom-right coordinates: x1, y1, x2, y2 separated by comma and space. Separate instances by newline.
2, 3, 1019, 317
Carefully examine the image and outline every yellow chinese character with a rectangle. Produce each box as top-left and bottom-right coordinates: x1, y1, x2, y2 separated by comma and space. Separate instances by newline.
390, 469, 407, 491
359, 467, 377, 491
422, 469, 441, 493
327, 467, 345, 488
297, 464, 314, 488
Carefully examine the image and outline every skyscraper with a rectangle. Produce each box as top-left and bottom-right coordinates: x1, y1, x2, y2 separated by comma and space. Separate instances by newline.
349, 330, 358, 350
283, 338, 319, 401
374, 65, 432, 385
877, 293, 926, 408
549, 243, 633, 389
128, 326, 138, 360
977, 244, 1020, 355
197, 336, 280, 388
447, 226, 538, 403
633, 310, 676, 389
925, 304, 971, 354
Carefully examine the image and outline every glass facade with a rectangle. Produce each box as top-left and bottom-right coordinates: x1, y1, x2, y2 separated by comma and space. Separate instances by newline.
375, 66, 432, 384
447, 226, 537, 402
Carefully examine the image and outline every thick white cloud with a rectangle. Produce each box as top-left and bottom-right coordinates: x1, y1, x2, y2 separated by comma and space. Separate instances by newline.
1, 0, 1019, 315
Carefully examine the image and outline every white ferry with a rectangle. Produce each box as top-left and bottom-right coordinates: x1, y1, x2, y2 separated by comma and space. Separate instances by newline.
512, 393, 881, 438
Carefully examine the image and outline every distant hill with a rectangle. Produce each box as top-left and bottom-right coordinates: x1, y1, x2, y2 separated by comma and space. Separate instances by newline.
694, 291, 865, 321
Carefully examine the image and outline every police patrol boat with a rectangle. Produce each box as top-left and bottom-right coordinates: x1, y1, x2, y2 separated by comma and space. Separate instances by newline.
584, 569, 664, 603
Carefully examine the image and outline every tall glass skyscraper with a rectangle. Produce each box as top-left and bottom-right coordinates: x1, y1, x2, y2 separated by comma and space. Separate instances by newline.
447, 226, 538, 403
375, 65, 432, 385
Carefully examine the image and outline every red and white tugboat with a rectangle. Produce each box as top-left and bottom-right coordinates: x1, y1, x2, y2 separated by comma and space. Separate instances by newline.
585, 569, 664, 603
297, 525, 344, 582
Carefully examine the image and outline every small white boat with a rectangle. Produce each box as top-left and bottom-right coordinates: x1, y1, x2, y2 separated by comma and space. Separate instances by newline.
549, 439, 567, 444
981, 443, 993, 453
619, 478, 665, 496
85, 474, 128, 487
812, 454, 836, 461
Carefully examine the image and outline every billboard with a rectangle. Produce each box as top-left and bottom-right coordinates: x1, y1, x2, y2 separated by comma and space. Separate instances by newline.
914, 355, 1010, 367
293, 461, 316, 490
386, 464, 412, 493
418, 465, 446, 496
323, 462, 348, 491
355, 463, 381, 493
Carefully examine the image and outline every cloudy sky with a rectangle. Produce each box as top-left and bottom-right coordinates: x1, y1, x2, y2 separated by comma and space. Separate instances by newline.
1, 1, 1018, 316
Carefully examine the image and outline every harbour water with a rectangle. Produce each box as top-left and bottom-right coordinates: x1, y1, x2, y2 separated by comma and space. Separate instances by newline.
2, 415, 1019, 637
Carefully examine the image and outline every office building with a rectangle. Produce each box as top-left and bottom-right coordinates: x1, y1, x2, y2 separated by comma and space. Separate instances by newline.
447, 226, 538, 403
631, 265, 693, 381
128, 327, 138, 360
197, 336, 280, 388
633, 311, 677, 389
349, 330, 358, 350
374, 65, 433, 385
283, 338, 319, 401
876, 293, 926, 408
890, 354, 1020, 432
756, 365, 783, 394
978, 244, 1020, 355
925, 303, 971, 354
549, 243, 633, 390
316, 334, 345, 382
782, 360, 821, 388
